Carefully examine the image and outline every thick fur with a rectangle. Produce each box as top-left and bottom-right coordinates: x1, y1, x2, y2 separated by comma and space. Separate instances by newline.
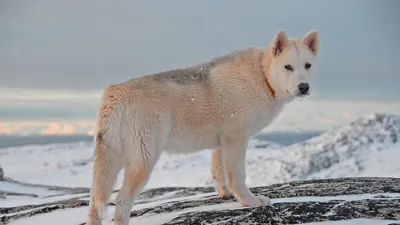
86, 30, 320, 225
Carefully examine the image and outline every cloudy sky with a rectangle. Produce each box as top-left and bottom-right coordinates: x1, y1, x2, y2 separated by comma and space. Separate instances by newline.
0, 0, 399, 135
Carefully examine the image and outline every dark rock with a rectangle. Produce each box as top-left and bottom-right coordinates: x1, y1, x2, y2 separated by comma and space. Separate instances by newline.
0, 177, 400, 225
1, 177, 400, 225
125, 177, 400, 225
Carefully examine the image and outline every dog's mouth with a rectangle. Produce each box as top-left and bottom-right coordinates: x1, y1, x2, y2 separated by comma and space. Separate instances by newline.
297, 92, 310, 97
286, 90, 310, 99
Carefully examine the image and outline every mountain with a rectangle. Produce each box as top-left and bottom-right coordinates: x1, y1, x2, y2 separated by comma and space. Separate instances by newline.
243, 113, 400, 185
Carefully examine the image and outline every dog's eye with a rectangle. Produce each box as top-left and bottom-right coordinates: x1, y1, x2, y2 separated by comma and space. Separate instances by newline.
305, 63, 312, 69
284, 64, 293, 71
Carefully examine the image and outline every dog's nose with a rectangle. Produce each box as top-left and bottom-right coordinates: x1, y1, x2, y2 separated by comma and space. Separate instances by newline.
298, 83, 309, 94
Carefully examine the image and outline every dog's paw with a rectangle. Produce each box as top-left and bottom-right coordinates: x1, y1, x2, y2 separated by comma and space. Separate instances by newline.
241, 195, 271, 207
215, 186, 232, 199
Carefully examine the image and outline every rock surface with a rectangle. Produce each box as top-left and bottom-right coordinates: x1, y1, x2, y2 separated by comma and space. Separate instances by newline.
1, 177, 400, 224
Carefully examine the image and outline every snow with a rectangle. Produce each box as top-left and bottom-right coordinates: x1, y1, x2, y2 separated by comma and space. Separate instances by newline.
0, 139, 272, 188
0, 181, 63, 198
357, 143, 400, 177
302, 218, 400, 225
1, 192, 89, 208
8, 206, 99, 225
1, 114, 399, 190
272, 192, 400, 203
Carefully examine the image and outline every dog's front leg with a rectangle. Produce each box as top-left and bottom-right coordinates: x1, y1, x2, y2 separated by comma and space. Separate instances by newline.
221, 134, 271, 207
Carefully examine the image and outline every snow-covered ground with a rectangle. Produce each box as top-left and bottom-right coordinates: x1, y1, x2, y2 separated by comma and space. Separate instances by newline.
1, 113, 399, 190
302, 218, 400, 225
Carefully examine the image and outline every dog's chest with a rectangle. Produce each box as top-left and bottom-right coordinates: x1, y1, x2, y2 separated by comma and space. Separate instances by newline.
247, 100, 286, 135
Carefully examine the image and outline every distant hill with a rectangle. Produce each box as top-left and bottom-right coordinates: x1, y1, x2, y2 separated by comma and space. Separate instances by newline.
0, 131, 322, 149
0, 135, 93, 148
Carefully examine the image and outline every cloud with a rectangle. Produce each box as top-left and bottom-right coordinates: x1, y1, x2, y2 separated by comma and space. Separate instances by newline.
0, 88, 102, 102
0, 121, 95, 136
0, 88, 100, 120
40, 123, 77, 135
0, 1, 399, 131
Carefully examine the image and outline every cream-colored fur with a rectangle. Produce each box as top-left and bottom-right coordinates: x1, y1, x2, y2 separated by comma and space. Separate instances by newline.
86, 30, 320, 225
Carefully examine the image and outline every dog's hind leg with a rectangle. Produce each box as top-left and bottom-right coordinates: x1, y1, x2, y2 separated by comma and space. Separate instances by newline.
87, 134, 123, 225
211, 148, 232, 198
113, 130, 162, 225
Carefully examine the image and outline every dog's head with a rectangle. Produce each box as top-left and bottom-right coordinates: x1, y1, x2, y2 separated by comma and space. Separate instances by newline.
266, 30, 319, 100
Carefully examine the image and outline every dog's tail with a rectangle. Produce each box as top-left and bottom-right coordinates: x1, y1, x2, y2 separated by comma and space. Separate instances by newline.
88, 86, 125, 220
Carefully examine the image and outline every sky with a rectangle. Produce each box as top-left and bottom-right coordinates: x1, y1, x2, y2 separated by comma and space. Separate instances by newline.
0, 0, 400, 135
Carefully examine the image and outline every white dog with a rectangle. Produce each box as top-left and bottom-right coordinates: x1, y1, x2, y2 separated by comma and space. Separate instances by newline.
86, 30, 320, 225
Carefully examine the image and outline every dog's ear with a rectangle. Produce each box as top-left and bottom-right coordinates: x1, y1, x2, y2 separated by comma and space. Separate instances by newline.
271, 30, 288, 57
302, 30, 319, 56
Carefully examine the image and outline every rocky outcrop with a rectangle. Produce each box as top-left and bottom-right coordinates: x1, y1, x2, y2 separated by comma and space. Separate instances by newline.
1, 177, 400, 224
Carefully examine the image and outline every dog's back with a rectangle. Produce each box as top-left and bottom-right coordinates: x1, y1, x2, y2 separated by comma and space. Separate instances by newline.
99, 47, 273, 153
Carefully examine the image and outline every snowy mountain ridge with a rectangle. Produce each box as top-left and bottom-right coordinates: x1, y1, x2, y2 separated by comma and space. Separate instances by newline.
250, 113, 400, 185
